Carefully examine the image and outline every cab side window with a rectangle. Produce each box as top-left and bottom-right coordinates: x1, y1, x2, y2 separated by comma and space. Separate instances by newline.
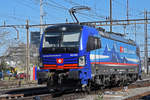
87, 36, 101, 51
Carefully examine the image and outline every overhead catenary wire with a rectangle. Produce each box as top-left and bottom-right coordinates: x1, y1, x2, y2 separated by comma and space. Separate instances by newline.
47, 0, 107, 21
0, 1, 149, 29
0, 0, 40, 23
48, 0, 69, 10
0, 18, 150, 29
47, 1, 85, 21
113, 0, 142, 18
63, 0, 107, 20
64, 0, 82, 6
14, 0, 39, 12
45, 1, 74, 22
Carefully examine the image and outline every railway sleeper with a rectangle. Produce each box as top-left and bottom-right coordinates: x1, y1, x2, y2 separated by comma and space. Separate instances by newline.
0, 94, 24, 100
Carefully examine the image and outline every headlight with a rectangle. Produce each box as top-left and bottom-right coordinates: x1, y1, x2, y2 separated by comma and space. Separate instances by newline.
79, 56, 86, 66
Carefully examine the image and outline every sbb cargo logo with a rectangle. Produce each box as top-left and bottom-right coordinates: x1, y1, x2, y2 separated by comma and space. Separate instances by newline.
120, 46, 124, 53
56, 58, 64, 64
120, 46, 135, 54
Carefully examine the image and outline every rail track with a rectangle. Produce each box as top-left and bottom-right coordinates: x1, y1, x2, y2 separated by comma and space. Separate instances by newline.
0, 84, 46, 96
1, 78, 150, 100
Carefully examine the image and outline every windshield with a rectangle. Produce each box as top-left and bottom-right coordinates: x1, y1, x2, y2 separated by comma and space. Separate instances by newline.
43, 25, 81, 48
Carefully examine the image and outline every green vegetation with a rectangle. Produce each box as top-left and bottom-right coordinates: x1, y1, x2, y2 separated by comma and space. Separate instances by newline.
0, 60, 8, 72
95, 91, 103, 100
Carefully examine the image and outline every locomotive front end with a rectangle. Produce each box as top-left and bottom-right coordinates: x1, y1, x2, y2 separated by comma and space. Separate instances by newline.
39, 24, 84, 90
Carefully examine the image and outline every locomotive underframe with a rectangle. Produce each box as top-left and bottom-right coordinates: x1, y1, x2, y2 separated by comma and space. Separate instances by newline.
91, 64, 138, 75
46, 64, 139, 91
91, 64, 139, 87
47, 70, 82, 91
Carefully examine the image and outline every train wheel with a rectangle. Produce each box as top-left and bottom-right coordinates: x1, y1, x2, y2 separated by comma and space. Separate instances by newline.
47, 80, 51, 91
82, 83, 91, 93
38, 79, 42, 84
86, 81, 91, 94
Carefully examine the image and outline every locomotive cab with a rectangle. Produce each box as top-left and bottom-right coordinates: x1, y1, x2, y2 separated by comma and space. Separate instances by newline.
39, 24, 90, 91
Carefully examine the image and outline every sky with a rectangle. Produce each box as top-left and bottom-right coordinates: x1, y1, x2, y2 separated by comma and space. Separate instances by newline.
0, 0, 150, 56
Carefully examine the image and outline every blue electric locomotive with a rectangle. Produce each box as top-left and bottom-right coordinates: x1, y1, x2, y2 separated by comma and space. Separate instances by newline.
39, 24, 141, 91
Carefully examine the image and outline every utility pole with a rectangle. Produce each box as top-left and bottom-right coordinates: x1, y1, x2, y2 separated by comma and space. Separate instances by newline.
127, 0, 129, 21
144, 10, 148, 74
134, 24, 136, 43
40, 0, 44, 38
26, 20, 30, 81
110, 0, 112, 32
123, 25, 126, 35
126, 0, 129, 25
